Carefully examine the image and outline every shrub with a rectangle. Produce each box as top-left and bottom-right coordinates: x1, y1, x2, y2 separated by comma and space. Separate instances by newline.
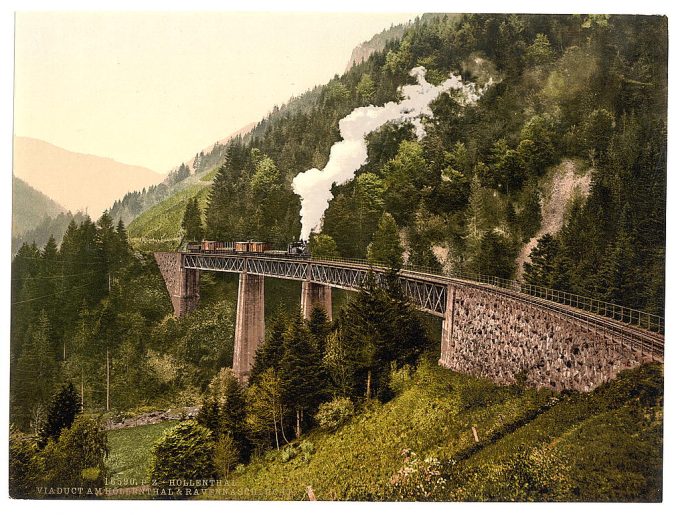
149, 420, 215, 492
40, 415, 109, 492
214, 434, 240, 479
299, 440, 315, 462
389, 449, 448, 501
315, 397, 355, 431
9, 427, 39, 498
279, 446, 298, 463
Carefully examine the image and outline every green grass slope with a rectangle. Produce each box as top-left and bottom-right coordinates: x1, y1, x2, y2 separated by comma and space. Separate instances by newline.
203, 359, 662, 502
127, 183, 210, 251
107, 421, 179, 486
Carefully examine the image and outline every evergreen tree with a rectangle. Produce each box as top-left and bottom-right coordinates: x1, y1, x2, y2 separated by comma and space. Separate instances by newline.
181, 197, 204, 241
249, 308, 288, 384
12, 311, 58, 431
524, 233, 560, 287
37, 382, 81, 448
367, 212, 404, 268
596, 206, 640, 308
470, 231, 517, 279
279, 313, 327, 437
307, 306, 331, 355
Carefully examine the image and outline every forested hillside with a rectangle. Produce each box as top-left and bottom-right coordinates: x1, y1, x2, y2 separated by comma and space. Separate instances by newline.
204, 13, 666, 315
9, 14, 666, 500
12, 176, 65, 236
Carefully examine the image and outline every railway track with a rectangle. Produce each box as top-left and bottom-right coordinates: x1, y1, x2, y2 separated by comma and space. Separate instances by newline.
315, 258, 665, 362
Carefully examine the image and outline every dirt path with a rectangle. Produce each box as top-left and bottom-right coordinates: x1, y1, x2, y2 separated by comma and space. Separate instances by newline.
515, 160, 592, 279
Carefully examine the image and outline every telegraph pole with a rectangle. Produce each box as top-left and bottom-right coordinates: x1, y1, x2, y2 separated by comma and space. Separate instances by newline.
106, 348, 110, 411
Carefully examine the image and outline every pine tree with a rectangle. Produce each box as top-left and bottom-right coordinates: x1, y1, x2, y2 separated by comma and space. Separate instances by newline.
470, 231, 517, 279
37, 382, 81, 448
279, 313, 326, 437
218, 369, 250, 462
524, 233, 560, 286
12, 311, 58, 431
367, 212, 404, 268
464, 174, 486, 254
307, 306, 331, 355
181, 197, 204, 242
249, 308, 288, 384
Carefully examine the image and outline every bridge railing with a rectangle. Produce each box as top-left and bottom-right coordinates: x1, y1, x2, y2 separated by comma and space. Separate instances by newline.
312, 255, 665, 335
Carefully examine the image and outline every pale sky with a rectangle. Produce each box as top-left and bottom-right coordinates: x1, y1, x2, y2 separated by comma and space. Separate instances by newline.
14, 11, 417, 174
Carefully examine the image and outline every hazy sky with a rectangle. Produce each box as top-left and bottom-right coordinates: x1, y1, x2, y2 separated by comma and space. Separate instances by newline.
14, 11, 417, 173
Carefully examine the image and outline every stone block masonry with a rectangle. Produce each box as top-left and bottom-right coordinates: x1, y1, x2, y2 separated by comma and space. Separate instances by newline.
301, 281, 332, 320
154, 252, 200, 317
439, 284, 645, 392
233, 272, 265, 383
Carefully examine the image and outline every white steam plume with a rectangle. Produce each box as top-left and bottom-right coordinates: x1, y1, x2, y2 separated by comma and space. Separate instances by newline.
292, 66, 487, 241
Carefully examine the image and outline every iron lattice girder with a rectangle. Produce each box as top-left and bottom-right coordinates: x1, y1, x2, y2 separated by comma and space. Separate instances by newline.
246, 257, 309, 280
183, 253, 245, 272
181, 253, 448, 316
309, 263, 446, 315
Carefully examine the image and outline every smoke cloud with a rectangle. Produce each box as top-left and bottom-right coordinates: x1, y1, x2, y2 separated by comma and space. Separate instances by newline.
292, 66, 486, 240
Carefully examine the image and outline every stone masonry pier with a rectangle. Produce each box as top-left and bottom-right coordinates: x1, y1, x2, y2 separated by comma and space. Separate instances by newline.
154, 252, 200, 317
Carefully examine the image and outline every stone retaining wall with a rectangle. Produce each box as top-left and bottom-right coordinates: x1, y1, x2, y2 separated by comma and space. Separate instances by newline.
440, 285, 643, 392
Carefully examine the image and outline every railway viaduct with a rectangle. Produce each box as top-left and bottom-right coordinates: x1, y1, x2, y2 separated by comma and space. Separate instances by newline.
154, 251, 664, 390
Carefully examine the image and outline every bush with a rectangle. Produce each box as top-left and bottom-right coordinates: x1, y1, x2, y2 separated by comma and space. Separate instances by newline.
40, 415, 109, 492
299, 440, 315, 462
315, 397, 355, 431
389, 449, 448, 501
149, 420, 215, 493
9, 427, 39, 498
214, 434, 239, 479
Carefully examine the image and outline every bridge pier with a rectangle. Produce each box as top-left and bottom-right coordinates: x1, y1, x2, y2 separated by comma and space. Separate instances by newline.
154, 252, 200, 317
301, 281, 333, 320
233, 272, 265, 383
439, 284, 456, 367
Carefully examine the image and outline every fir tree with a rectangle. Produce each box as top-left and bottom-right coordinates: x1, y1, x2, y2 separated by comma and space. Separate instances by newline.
181, 197, 204, 242
37, 382, 81, 448
249, 308, 288, 385
524, 233, 560, 287
12, 311, 58, 430
280, 313, 326, 437
367, 212, 404, 268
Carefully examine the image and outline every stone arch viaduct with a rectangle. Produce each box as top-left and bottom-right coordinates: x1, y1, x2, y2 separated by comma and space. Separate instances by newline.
154, 251, 664, 390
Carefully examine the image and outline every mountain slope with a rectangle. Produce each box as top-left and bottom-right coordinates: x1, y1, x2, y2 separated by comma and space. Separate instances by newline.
201, 359, 662, 501
13, 137, 163, 218
127, 180, 212, 252
12, 175, 66, 235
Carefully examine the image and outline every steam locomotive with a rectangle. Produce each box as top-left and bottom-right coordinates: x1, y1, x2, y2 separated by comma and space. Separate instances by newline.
185, 240, 309, 257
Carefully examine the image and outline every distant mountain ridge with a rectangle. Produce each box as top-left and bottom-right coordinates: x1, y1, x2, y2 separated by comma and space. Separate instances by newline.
13, 137, 163, 218
12, 175, 66, 236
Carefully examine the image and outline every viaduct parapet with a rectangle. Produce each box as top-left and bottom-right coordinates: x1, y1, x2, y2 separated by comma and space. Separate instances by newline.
154, 252, 663, 390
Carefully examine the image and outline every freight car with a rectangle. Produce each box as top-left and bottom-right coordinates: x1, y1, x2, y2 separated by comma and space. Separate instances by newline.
185, 240, 309, 257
